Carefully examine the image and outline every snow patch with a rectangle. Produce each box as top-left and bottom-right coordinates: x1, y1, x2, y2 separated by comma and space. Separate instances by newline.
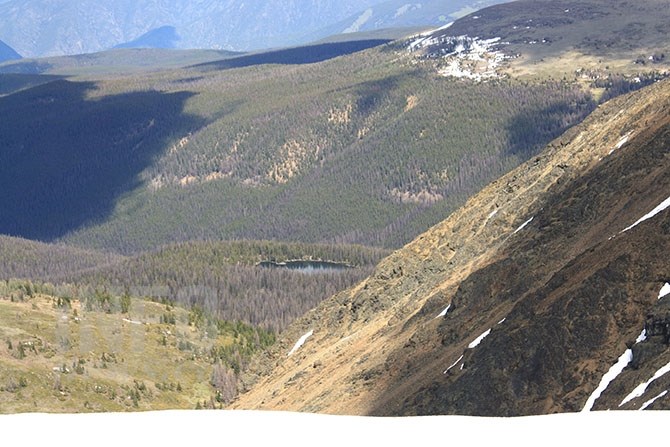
608, 134, 630, 155
444, 355, 464, 374
619, 360, 670, 407
407, 21, 454, 49
513, 216, 534, 234
636, 329, 647, 344
498, 318, 506, 325
438, 37, 506, 81
436, 304, 451, 319
468, 328, 491, 349
620, 195, 670, 234
123, 318, 142, 325
408, 33, 508, 81
288, 330, 313, 356
487, 209, 499, 220
658, 283, 670, 300
582, 349, 633, 412
343, 9, 373, 33
640, 390, 668, 410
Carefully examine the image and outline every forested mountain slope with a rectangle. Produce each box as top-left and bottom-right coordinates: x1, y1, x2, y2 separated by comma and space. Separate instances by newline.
0, 37, 596, 253
233, 77, 670, 416
2, 1, 667, 255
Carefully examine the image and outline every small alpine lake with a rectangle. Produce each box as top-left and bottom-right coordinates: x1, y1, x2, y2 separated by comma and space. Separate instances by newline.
258, 260, 352, 273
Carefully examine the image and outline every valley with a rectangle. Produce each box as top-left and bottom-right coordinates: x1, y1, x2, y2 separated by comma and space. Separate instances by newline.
1, 0, 669, 416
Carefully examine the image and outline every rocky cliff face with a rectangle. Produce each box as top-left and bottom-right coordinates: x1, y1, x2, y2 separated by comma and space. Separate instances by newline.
233, 77, 670, 416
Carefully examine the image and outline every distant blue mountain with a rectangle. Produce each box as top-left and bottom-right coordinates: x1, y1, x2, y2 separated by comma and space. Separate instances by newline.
114, 26, 180, 49
0, 0, 507, 58
0, 38, 21, 62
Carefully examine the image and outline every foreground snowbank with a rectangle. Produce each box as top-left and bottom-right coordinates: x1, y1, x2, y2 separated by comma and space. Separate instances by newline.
1, 410, 667, 446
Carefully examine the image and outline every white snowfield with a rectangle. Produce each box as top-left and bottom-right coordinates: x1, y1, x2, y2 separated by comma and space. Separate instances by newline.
1, 410, 668, 446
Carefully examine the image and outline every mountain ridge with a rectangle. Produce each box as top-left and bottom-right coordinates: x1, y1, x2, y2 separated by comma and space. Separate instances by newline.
0, 0, 506, 57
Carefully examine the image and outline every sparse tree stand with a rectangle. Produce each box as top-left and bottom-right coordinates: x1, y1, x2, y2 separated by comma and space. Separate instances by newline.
120, 289, 131, 314
211, 362, 237, 404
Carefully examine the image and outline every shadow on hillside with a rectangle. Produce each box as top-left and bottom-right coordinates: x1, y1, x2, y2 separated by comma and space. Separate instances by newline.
193, 40, 391, 71
0, 79, 207, 241
0, 73, 64, 95
505, 95, 596, 158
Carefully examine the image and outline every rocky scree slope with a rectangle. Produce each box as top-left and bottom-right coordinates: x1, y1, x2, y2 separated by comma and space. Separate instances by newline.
233, 77, 670, 416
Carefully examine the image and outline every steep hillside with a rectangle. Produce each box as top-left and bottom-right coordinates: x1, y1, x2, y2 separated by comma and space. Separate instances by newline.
3, 1, 666, 256
0, 38, 595, 253
233, 77, 670, 416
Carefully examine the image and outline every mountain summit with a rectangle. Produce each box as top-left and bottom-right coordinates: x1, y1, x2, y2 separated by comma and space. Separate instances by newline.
234, 76, 670, 415
0, 38, 20, 62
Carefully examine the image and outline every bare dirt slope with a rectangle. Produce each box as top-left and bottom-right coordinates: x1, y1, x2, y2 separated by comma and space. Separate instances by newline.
233, 77, 670, 416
